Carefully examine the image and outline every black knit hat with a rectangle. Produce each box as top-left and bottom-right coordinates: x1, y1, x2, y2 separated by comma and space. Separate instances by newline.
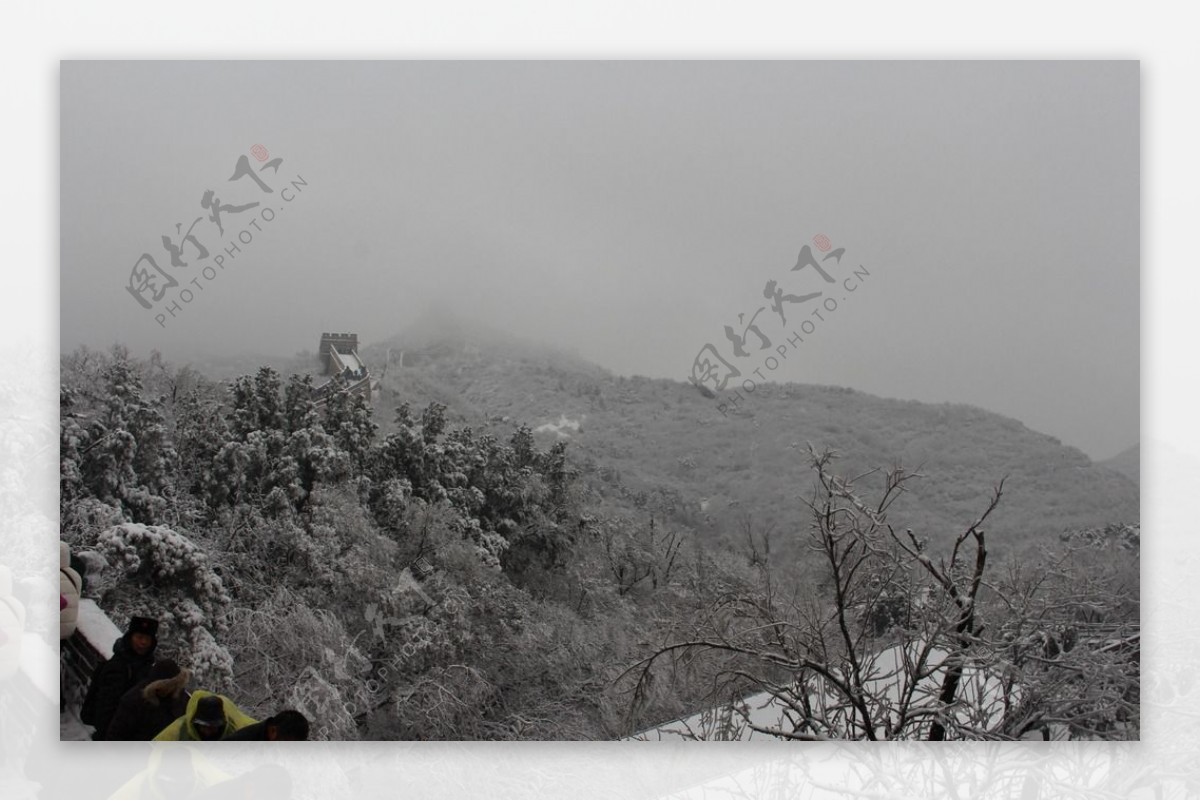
193, 695, 226, 728
127, 616, 159, 638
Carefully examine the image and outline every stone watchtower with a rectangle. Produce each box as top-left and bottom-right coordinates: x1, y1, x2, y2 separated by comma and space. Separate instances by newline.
316, 332, 372, 404
319, 332, 359, 375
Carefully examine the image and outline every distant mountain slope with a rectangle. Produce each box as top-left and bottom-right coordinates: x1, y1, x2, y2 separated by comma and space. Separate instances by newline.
1102, 443, 1139, 485
358, 326, 1139, 563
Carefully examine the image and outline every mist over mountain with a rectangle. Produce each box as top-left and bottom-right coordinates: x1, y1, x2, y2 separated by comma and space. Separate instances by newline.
163, 318, 1140, 564
142, 317, 1139, 566
231, 321, 1137, 565
390, 329, 1132, 554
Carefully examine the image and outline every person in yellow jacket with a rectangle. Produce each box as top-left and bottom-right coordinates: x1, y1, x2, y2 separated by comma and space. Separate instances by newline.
152, 690, 257, 741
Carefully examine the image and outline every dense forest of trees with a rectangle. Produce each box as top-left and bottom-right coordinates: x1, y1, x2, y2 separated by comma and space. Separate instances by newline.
59, 346, 1139, 740
353, 333, 1138, 569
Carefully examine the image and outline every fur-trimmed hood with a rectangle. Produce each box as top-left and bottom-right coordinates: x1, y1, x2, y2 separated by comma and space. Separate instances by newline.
142, 668, 190, 705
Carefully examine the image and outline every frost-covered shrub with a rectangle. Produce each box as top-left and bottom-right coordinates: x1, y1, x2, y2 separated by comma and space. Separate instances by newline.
61, 497, 126, 548
224, 590, 371, 737
385, 665, 498, 740
288, 667, 360, 742
188, 624, 236, 690
94, 523, 233, 685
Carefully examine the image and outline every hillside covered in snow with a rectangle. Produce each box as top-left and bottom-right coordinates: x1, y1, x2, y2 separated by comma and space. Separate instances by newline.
57, 333, 1139, 740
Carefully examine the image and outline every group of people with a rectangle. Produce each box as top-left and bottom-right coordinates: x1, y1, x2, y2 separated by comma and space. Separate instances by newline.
80, 615, 309, 742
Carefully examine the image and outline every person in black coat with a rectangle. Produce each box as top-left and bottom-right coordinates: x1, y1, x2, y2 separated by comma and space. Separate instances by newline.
223, 709, 310, 741
80, 615, 158, 740
105, 658, 191, 740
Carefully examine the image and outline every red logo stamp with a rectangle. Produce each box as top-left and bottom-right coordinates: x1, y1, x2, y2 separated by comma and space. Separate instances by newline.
813, 234, 832, 252
251, 144, 269, 162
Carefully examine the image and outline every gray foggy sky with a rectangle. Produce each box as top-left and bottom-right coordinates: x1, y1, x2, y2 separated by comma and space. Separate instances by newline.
61, 61, 1138, 459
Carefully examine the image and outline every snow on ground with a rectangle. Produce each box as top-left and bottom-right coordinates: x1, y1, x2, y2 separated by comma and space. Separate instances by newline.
534, 414, 583, 438
631, 641, 1011, 741
76, 599, 121, 658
